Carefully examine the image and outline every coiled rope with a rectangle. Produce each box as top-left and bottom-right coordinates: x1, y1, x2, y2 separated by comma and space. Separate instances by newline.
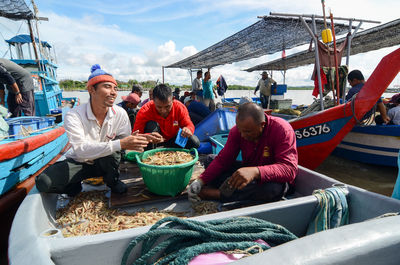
350, 92, 377, 126
121, 216, 298, 265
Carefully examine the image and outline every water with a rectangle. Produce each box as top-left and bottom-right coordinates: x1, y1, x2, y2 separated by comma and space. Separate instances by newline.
63, 90, 397, 106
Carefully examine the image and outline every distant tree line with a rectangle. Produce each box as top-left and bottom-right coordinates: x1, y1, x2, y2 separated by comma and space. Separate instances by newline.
59, 79, 312, 91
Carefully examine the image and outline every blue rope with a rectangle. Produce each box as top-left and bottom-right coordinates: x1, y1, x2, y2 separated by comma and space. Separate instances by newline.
121, 216, 297, 265
306, 187, 349, 235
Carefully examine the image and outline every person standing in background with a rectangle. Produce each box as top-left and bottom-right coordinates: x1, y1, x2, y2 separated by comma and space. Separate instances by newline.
254, 71, 276, 109
0, 58, 35, 117
192, 70, 203, 101
202, 70, 218, 112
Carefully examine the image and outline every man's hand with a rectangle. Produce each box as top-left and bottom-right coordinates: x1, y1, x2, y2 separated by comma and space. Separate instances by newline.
254, 91, 257, 95
382, 115, 391, 124
181, 127, 192, 138
142, 132, 164, 144
228, 167, 260, 190
15, 93, 23, 104
188, 179, 203, 203
120, 132, 149, 152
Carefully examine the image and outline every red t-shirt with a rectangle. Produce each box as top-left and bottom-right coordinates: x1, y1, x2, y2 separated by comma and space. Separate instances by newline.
133, 100, 195, 141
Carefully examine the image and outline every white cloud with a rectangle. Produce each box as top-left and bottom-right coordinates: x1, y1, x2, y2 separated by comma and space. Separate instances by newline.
0, 12, 197, 84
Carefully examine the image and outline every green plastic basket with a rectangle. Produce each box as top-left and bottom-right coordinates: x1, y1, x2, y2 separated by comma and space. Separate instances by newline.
124, 151, 142, 162
135, 148, 199, 196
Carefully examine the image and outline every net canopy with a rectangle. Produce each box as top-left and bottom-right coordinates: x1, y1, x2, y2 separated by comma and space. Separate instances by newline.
245, 18, 400, 72
166, 16, 353, 69
0, 0, 34, 20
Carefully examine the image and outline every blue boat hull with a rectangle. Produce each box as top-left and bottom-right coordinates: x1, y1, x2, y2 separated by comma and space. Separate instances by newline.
0, 126, 68, 195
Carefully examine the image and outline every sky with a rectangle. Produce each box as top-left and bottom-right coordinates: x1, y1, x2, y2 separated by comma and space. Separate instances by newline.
0, 0, 399, 87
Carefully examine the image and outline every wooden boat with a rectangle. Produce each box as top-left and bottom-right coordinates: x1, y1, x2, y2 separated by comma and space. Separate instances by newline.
333, 124, 400, 167
8, 160, 400, 264
0, 2, 76, 254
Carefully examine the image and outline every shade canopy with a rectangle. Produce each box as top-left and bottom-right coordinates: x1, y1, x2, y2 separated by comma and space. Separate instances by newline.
245, 18, 400, 72
0, 0, 34, 20
166, 16, 353, 69
6, 34, 51, 48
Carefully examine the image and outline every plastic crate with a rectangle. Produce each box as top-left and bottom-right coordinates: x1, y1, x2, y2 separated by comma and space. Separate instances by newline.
209, 133, 242, 161
194, 108, 237, 142
269, 99, 293, 109
272, 84, 287, 95
7, 116, 55, 139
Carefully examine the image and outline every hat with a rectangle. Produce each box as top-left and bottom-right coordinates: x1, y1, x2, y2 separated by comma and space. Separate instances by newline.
174, 87, 181, 93
390, 93, 400, 103
122, 93, 140, 105
87, 64, 117, 88
184, 96, 193, 105
260, 71, 268, 75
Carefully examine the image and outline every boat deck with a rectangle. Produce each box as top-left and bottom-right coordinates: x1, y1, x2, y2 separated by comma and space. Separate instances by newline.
109, 155, 205, 208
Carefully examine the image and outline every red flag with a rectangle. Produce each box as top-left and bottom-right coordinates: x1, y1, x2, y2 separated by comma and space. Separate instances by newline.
282, 49, 286, 59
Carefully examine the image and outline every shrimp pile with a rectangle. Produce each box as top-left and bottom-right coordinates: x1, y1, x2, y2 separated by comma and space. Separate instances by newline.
142, 151, 194, 166
56, 191, 185, 237
192, 201, 219, 215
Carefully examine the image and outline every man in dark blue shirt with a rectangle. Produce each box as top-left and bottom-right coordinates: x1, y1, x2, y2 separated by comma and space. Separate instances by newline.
0, 58, 35, 117
184, 96, 211, 125
345, 70, 389, 123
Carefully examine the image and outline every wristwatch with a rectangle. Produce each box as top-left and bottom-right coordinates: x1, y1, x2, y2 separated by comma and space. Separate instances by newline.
15, 92, 21, 95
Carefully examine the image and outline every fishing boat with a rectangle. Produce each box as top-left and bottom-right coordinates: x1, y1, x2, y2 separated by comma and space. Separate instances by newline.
245, 17, 400, 168
8, 159, 400, 264
0, 0, 76, 254
333, 124, 400, 167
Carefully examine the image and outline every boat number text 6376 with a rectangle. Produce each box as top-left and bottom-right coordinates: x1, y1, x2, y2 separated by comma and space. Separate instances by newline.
294, 124, 331, 139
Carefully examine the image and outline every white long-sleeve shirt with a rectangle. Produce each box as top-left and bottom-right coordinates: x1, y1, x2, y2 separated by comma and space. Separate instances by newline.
64, 101, 131, 163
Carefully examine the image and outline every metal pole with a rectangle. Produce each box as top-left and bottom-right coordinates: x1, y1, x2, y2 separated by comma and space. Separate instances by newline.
268, 12, 380, 24
162, 66, 165, 84
346, 21, 362, 66
8, 44, 12, 59
343, 21, 362, 103
28, 43, 32, 59
301, 16, 324, 110
346, 20, 353, 66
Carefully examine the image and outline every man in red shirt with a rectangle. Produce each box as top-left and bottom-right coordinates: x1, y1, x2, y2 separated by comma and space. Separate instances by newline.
133, 84, 200, 149
188, 102, 298, 203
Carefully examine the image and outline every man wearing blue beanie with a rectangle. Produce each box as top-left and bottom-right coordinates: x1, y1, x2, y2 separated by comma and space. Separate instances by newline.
36, 65, 155, 196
